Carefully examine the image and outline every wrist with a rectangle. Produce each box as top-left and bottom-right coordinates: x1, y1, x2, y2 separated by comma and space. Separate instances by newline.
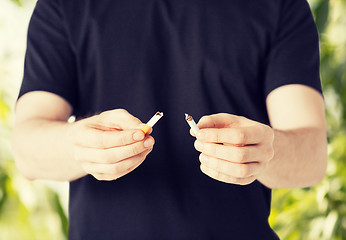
64, 121, 87, 181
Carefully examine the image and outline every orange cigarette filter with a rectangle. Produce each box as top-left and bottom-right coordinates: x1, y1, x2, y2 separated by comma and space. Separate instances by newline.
141, 112, 164, 134
141, 124, 152, 134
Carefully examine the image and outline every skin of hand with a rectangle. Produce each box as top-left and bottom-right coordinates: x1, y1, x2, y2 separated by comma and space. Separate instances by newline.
191, 113, 275, 185
12, 91, 155, 181
69, 109, 155, 181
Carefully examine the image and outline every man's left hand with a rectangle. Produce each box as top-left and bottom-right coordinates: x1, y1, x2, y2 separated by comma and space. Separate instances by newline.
192, 113, 275, 185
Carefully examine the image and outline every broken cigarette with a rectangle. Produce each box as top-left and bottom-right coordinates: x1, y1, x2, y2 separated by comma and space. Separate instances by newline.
185, 113, 199, 135
141, 112, 164, 134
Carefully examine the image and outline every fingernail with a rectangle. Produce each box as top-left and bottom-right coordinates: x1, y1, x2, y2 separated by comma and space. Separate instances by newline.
133, 131, 144, 141
195, 141, 204, 151
197, 131, 206, 140
144, 138, 154, 148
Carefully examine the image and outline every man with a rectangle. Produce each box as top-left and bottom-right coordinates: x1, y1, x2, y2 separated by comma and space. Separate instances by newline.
12, 0, 327, 239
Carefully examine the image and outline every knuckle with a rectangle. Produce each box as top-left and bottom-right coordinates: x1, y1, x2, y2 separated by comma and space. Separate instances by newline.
215, 132, 221, 143
116, 108, 129, 115
102, 151, 114, 164
200, 116, 212, 126
112, 164, 122, 174
98, 112, 109, 126
120, 132, 130, 146
240, 116, 249, 122
236, 131, 246, 145
97, 131, 107, 148
99, 111, 109, 119
131, 143, 142, 156
207, 144, 217, 157
237, 149, 247, 163
213, 158, 220, 171
124, 165, 135, 174
200, 116, 208, 122
238, 165, 250, 177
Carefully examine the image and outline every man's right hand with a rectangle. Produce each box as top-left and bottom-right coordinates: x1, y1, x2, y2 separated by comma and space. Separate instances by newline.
13, 92, 155, 181
69, 109, 155, 181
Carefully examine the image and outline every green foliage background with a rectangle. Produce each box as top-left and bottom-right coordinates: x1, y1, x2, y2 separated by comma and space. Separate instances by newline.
0, 0, 345, 239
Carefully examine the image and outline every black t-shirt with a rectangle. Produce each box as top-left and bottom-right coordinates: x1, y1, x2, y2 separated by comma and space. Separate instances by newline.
20, 0, 322, 239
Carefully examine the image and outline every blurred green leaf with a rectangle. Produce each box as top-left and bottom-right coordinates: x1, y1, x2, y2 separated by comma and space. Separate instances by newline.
51, 190, 68, 238
0, 99, 10, 121
313, 0, 330, 35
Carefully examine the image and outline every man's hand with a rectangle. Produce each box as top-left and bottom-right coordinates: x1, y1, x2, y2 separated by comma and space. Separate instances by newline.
191, 113, 274, 185
12, 91, 156, 181
70, 109, 155, 181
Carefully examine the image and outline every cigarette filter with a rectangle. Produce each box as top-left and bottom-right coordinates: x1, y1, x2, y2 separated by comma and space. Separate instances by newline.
185, 113, 199, 135
141, 112, 164, 134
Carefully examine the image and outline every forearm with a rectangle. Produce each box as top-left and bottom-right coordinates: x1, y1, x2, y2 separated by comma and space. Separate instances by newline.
12, 118, 86, 181
257, 127, 328, 189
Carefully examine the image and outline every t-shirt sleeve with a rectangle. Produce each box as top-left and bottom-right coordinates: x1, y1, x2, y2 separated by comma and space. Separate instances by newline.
19, 0, 78, 111
264, 0, 323, 98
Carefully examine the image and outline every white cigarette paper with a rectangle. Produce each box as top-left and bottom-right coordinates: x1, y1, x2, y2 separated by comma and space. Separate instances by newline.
185, 113, 199, 135
147, 112, 164, 127
141, 112, 164, 134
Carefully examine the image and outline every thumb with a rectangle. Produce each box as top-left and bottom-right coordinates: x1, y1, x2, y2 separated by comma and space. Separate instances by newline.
89, 109, 143, 130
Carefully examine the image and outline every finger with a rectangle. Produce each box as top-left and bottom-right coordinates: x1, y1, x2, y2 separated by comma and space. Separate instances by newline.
91, 109, 143, 130
196, 125, 265, 145
189, 128, 196, 137
92, 173, 116, 181
199, 153, 262, 178
74, 136, 155, 164
197, 113, 243, 129
91, 153, 149, 181
75, 128, 145, 148
200, 164, 257, 185
82, 148, 152, 176
194, 140, 265, 163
